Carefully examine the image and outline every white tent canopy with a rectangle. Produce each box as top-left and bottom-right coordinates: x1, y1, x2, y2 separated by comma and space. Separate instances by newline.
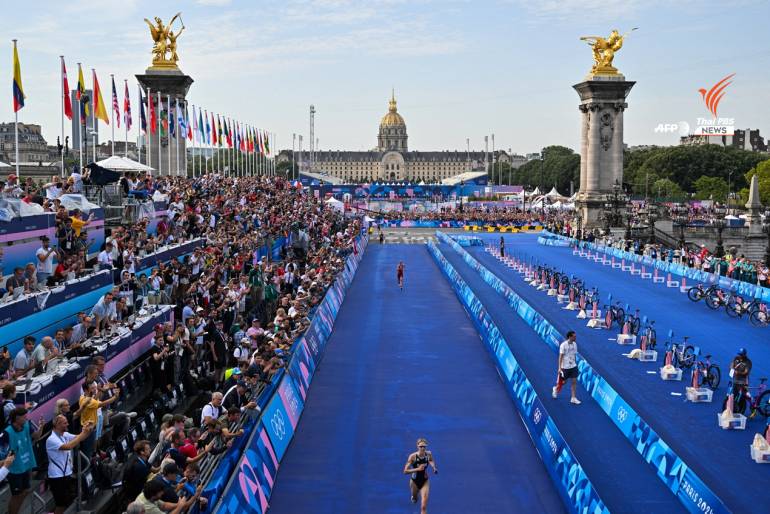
545, 187, 563, 198
95, 155, 154, 173
530, 187, 542, 196
325, 197, 344, 212
0, 161, 11, 168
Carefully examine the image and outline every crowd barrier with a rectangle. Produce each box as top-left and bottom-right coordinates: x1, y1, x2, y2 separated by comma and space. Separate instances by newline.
370, 220, 544, 230
463, 224, 543, 232
205, 237, 368, 514
427, 241, 607, 514
29, 305, 173, 421
438, 232, 730, 514
0, 270, 114, 356
537, 233, 571, 247
547, 231, 770, 303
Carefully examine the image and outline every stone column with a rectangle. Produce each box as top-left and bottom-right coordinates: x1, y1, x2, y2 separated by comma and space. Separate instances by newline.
136, 68, 194, 176
573, 77, 635, 228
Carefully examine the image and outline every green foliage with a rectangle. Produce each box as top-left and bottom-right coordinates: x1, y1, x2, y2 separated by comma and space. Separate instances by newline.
651, 178, 685, 201
693, 175, 728, 201
623, 145, 764, 195
505, 145, 579, 193
745, 159, 770, 205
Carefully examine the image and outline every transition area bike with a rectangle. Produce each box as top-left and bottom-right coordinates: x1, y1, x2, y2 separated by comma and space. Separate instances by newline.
664, 332, 696, 369
722, 378, 770, 418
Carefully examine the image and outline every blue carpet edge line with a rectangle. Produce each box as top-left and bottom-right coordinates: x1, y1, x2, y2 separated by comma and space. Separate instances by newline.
208, 236, 370, 514
436, 231, 731, 514
426, 241, 609, 514
545, 231, 770, 302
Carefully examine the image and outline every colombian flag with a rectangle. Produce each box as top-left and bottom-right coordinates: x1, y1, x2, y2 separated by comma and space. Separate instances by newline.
12, 41, 25, 112
77, 63, 89, 122
92, 70, 109, 124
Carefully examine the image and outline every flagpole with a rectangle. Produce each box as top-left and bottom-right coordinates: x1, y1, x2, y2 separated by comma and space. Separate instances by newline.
110, 74, 115, 156
146, 87, 150, 169
157, 91, 162, 176
12, 40, 20, 179
60, 56, 66, 177
167, 95, 172, 176
124, 80, 128, 158
91, 69, 96, 164
78, 71, 83, 173
175, 99, 180, 176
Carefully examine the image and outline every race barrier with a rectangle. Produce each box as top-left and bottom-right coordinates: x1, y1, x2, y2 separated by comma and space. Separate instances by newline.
537, 233, 571, 247
550, 232, 770, 303
207, 237, 368, 514
438, 231, 730, 514
0, 270, 114, 356
427, 241, 608, 514
464, 223, 543, 232
135, 238, 207, 275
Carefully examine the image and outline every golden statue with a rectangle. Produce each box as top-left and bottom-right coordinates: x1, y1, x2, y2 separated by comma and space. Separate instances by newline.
580, 28, 637, 76
144, 13, 184, 69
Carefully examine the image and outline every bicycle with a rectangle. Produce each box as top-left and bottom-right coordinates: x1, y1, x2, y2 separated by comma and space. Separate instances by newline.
722, 378, 770, 418
664, 331, 696, 369
622, 309, 642, 336
687, 283, 719, 303
639, 320, 657, 351
604, 301, 625, 330
705, 288, 737, 310
692, 353, 720, 390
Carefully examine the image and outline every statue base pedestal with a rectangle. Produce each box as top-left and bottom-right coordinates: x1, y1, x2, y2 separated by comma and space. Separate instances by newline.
136, 70, 194, 176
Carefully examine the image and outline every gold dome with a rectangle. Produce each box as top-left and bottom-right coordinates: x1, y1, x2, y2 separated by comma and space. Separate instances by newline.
380, 89, 406, 127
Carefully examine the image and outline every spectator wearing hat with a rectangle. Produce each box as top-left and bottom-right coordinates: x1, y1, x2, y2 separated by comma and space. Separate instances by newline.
222, 379, 257, 412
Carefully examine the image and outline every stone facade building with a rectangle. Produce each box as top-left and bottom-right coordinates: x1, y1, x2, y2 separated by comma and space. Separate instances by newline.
278, 93, 517, 183
0, 122, 52, 164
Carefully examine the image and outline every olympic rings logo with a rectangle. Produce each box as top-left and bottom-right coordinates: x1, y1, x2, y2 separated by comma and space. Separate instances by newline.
533, 407, 542, 424
617, 406, 628, 424
271, 411, 286, 440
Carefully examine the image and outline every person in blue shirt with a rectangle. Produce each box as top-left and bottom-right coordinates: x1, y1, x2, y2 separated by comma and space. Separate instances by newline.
2, 407, 45, 514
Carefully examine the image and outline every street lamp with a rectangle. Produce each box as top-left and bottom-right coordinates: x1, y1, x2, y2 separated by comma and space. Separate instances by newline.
576, 213, 583, 240
646, 206, 657, 245
671, 203, 688, 249
713, 204, 727, 257
625, 203, 633, 241
763, 211, 770, 267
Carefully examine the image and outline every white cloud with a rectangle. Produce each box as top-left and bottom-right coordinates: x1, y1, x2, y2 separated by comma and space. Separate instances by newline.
197, 0, 232, 5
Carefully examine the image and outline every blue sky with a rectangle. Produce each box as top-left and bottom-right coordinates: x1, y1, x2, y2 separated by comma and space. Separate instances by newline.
2, 0, 769, 155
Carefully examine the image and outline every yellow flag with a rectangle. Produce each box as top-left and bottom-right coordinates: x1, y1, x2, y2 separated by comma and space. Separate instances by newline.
92, 70, 109, 124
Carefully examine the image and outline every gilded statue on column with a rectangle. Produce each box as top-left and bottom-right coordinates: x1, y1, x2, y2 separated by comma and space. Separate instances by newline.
579, 28, 637, 76
144, 13, 185, 69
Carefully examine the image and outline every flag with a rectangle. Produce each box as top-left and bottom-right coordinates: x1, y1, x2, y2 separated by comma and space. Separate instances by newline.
168, 98, 175, 139
205, 111, 211, 144
225, 118, 232, 148
161, 102, 168, 137
77, 63, 89, 123
139, 85, 146, 133
192, 105, 197, 141
212, 114, 218, 145
177, 101, 186, 137
124, 81, 132, 131
264, 131, 270, 155
185, 104, 192, 140
12, 41, 25, 112
111, 76, 120, 128
217, 115, 222, 146
149, 89, 156, 134
61, 58, 72, 120
92, 70, 109, 124
200, 109, 206, 142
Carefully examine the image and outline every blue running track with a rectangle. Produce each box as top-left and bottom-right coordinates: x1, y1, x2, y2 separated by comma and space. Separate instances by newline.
437, 242, 685, 513
269, 245, 564, 514
471, 233, 769, 513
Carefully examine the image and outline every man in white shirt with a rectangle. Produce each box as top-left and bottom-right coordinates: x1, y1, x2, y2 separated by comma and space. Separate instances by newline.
46, 416, 94, 514
35, 236, 57, 286
97, 242, 114, 270
90, 292, 115, 334
552, 331, 581, 404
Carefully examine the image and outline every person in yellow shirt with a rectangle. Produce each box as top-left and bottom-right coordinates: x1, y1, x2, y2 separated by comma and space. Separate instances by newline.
77, 381, 119, 458
69, 209, 95, 237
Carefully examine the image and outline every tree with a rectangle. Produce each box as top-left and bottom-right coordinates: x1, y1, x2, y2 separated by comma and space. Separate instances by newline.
652, 178, 685, 201
693, 175, 728, 201
745, 158, 770, 205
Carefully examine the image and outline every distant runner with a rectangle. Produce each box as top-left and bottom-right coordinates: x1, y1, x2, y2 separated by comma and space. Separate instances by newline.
403, 438, 438, 513
396, 261, 405, 290
499, 236, 505, 258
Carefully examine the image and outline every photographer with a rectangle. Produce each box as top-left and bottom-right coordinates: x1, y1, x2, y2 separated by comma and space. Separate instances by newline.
46, 416, 95, 514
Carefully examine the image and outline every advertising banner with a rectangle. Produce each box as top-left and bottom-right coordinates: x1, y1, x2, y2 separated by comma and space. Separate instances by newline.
439, 232, 730, 514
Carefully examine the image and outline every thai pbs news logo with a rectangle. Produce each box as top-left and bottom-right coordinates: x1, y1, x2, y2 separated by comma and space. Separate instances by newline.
654, 73, 735, 136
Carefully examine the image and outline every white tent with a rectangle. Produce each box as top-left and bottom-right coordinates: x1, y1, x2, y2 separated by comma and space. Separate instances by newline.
95, 155, 154, 173
325, 197, 344, 212
530, 187, 542, 196
545, 187, 563, 198
0, 161, 11, 168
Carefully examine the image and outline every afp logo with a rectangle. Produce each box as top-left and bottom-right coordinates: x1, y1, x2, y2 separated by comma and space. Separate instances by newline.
653, 121, 690, 136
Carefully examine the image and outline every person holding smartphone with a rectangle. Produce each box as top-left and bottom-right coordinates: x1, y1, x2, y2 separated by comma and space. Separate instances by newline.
46, 416, 95, 514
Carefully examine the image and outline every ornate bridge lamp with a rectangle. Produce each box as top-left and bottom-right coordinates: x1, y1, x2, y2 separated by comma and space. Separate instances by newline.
763, 210, 770, 267
624, 203, 633, 241
672, 203, 688, 249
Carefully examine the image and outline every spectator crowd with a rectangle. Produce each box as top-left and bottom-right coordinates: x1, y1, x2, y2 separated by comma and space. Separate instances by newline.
0, 172, 361, 514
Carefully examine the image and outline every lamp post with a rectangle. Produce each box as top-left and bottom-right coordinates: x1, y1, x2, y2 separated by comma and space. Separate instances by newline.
713, 204, 727, 257
672, 203, 688, 249
625, 203, 633, 241
576, 214, 583, 240
763, 211, 770, 267
646, 206, 657, 245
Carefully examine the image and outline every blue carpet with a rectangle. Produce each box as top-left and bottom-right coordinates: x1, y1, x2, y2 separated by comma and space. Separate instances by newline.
437, 242, 685, 513
471, 233, 768, 514
268, 245, 564, 514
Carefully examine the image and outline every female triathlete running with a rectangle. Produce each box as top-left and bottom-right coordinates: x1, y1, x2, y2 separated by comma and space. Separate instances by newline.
403, 438, 438, 513
396, 261, 405, 290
